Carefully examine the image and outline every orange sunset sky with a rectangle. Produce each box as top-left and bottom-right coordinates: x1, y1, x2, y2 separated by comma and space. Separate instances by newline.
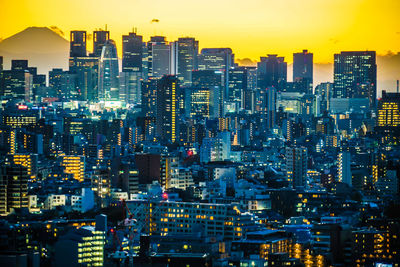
1, 0, 400, 63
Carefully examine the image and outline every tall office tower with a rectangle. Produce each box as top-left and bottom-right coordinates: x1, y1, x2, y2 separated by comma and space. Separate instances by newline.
198, 48, 234, 98
377, 91, 400, 127
1, 60, 32, 101
48, 69, 76, 100
265, 87, 276, 129
293, 49, 313, 94
376, 90, 400, 142
192, 70, 224, 117
286, 147, 308, 188
119, 72, 142, 104
257, 54, 287, 91
69, 31, 87, 57
0, 56, 3, 71
141, 78, 159, 117
147, 36, 170, 78
69, 57, 99, 101
338, 152, 352, 186
372, 151, 387, 184
11, 60, 28, 70
333, 51, 377, 109
93, 30, 110, 57
121, 31, 143, 104
187, 87, 212, 119
1, 155, 33, 213
171, 37, 199, 85
242, 66, 257, 113
228, 66, 247, 111
156, 75, 179, 143
315, 82, 333, 113
98, 40, 119, 101
122, 31, 143, 72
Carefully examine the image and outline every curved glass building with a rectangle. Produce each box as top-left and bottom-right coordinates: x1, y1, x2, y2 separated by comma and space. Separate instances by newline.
98, 39, 119, 101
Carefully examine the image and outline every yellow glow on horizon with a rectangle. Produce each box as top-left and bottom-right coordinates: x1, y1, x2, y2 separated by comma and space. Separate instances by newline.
0, 0, 399, 63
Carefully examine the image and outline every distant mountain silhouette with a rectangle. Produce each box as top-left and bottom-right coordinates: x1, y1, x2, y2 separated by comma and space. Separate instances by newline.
0, 27, 69, 74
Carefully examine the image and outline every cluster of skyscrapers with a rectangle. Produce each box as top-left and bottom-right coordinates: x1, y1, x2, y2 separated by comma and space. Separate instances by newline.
0, 28, 400, 267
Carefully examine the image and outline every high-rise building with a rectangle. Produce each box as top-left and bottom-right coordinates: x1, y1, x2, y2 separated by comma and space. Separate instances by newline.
171, 37, 199, 85
257, 55, 287, 91
122, 31, 143, 72
48, 68, 76, 100
11, 60, 28, 71
147, 36, 171, 78
192, 70, 224, 117
315, 82, 333, 113
333, 51, 377, 109
119, 71, 142, 105
93, 30, 110, 57
376, 90, 400, 142
69, 31, 87, 57
0, 69, 32, 101
141, 77, 159, 117
69, 57, 99, 101
60, 155, 85, 182
338, 152, 351, 186
1, 155, 36, 213
54, 226, 105, 267
265, 87, 276, 129
187, 87, 212, 119
377, 91, 400, 128
156, 75, 179, 143
200, 131, 231, 163
0, 56, 3, 71
228, 66, 248, 111
198, 48, 234, 98
293, 49, 313, 94
98, 40, 119, 101
286, 147, 307, 188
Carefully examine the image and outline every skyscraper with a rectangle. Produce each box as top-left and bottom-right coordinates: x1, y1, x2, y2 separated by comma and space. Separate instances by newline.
122, 31, 143, 72
1, 60, 32, 101
147, 36, 171, 78
333, 51, 377, 109
228, 66, 248, 111
198, 48, 234, 98
70, 31, 87, 57
338, 152, 351, 186
156, 75, 179, 143
172, 37, 199, 85
265, 87, 276, 129
286, 147, 307, 188
257, 55, 287, 91
192, 70, 224, 117
293, 49, 313, 94
375, 90, 400, 142
93, 30, 110, 57
69, 57, 99, 101
121, 31, 144, 105
98, 40, 119, 101
315, 82, 333, 113
0, 56, 3, 71
141, 78, 159, 117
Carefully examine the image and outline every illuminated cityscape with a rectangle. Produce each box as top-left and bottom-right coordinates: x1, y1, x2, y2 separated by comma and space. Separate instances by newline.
0, 1, 400, 266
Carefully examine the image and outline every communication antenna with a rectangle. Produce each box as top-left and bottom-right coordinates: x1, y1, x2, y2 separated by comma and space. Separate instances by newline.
397, 80, 399, 93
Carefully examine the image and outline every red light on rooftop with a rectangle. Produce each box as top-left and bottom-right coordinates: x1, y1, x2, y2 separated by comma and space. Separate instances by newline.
18, 105, 28, 110
162, 192, 168, 200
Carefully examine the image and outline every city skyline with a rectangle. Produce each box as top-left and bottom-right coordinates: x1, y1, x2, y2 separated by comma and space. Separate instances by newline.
1, 0, 400, 63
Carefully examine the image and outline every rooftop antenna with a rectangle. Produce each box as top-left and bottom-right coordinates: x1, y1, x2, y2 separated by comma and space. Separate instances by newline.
105, 24, 108, 31
397, 80, 399, 93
